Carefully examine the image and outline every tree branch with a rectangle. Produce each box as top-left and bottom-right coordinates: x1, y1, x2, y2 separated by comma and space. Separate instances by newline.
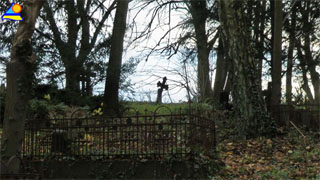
207, 28, 219, 51
90, 0, 116, 49
43, 2, 66, 52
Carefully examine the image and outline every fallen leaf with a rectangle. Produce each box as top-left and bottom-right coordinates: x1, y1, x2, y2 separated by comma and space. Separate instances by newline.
306, 146, 311, 150
267, 139, 272, 145
226, 151, 233, 155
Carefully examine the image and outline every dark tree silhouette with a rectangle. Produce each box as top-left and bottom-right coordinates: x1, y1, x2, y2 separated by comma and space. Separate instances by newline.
103, 0, 129, 115
1, 0, 45, 174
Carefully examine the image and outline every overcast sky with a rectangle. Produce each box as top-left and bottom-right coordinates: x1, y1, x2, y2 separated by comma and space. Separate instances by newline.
1, 1, 319, 103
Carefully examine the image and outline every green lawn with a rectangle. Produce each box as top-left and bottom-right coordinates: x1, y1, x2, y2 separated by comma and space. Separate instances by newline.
123, 102, 212, 115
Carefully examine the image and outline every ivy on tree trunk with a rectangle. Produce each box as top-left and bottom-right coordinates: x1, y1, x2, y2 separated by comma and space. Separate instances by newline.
0, 0, 45, 174
218, 0, 275, 138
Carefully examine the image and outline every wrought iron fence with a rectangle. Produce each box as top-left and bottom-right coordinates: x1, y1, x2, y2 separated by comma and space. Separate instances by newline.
270, 104, 320, 130
21, 107, 216, 160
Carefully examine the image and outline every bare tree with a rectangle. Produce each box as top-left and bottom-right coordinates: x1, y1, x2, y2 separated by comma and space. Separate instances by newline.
294, 1, 320, 104
103, 0, 129, 115
187, 0, 212, 102
285, 2, 297, 105
42, 0, 116, 103
297, 45, 314, 102
129, 0, 218, 103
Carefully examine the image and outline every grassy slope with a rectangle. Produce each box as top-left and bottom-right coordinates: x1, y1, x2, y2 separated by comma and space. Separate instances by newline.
123, 102, 212, 115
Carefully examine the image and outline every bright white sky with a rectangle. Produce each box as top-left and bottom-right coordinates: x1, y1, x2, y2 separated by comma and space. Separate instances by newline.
118, 1, 212, 103
1, 1, 320, 103
95, 1, 200, 103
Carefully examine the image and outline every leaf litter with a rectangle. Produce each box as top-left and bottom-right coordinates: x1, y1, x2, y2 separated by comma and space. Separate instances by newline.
214, 128, 320, 179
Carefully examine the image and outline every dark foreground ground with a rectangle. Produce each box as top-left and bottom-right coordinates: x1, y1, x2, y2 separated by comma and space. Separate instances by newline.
214, 127, 320, 179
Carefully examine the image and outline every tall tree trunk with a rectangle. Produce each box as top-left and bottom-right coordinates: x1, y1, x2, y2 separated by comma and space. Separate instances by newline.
63, 0, 81, 100
271, 0, 282, 107
303, 36, 320, 104
301, 3, 320, 104
103, 0, 129, 115
212, 38, 228, 104
286, 3, 296, 105
65, 60, 80, 92
297, 43, 314, 102
257, 0, 266, 90
218, 0, 273, 138
64, 58, 81, 104
189, 0, 212, 102
270, 0, 274, 75
0, 0, 44, 174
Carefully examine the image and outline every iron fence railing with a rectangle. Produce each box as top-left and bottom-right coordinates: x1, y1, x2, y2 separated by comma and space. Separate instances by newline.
269, 105, 320, 130
21, 108, 216, 160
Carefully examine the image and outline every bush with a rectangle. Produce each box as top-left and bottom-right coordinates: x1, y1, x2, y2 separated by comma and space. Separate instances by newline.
28, 99, 51, 119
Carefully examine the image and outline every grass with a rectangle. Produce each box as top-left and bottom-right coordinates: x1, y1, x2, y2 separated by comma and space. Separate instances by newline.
123, 102, 212, 115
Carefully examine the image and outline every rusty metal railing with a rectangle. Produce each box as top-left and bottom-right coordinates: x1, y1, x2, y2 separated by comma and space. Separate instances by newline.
21, 107, 216, 160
